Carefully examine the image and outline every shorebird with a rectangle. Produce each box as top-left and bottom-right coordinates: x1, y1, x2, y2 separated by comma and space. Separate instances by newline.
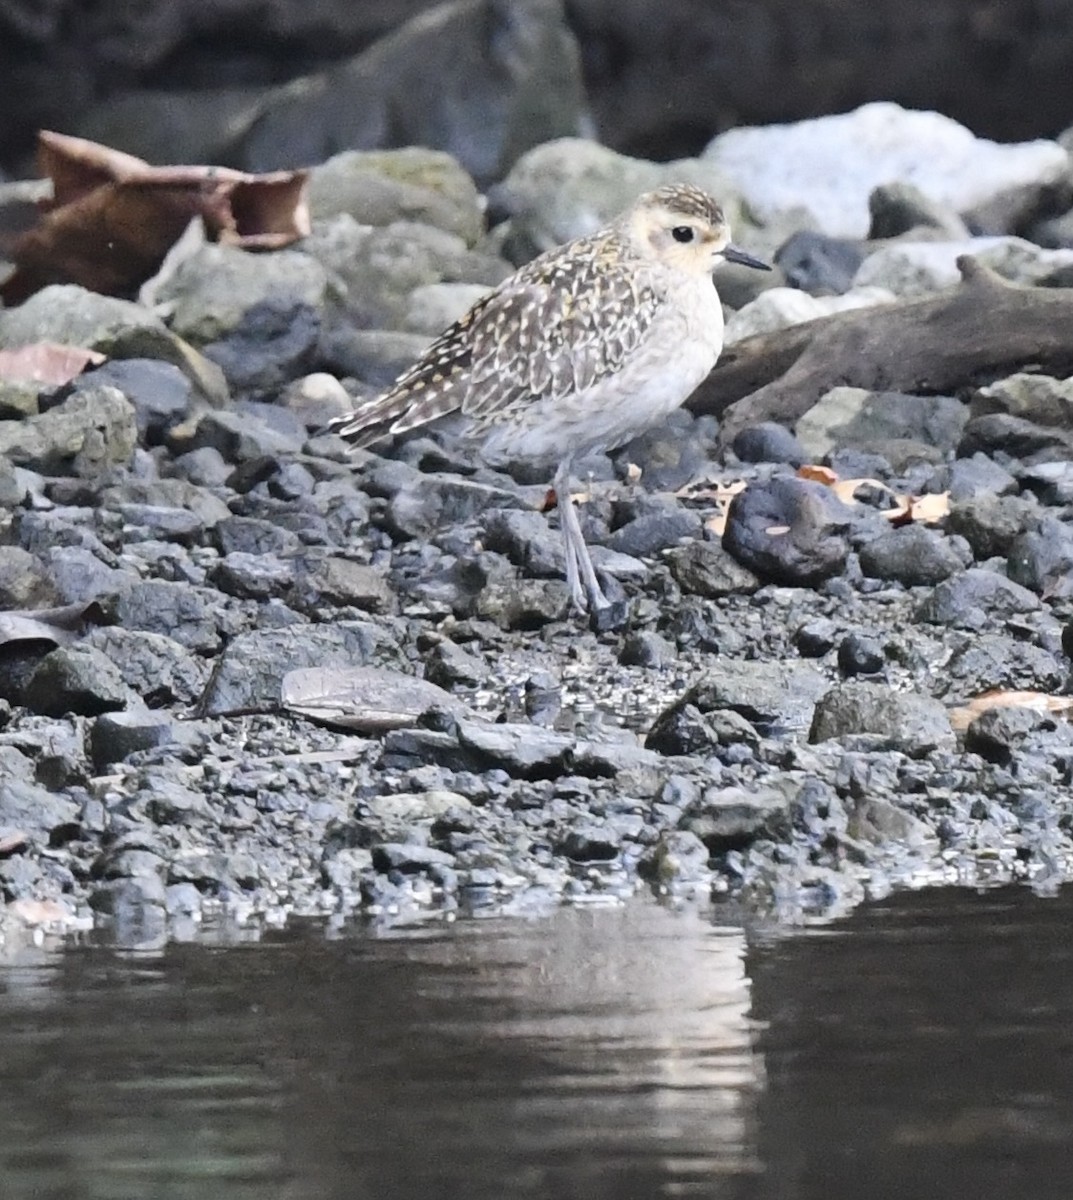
330, 183, 769, 617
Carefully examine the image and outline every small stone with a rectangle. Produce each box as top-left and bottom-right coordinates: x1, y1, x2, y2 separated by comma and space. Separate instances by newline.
668, 539, 761, 598
24, 646, 133, 717
858, 524, 966, 586
837, 633, 886, 675
810, 682, 954, 755
915, 568, 1040, 627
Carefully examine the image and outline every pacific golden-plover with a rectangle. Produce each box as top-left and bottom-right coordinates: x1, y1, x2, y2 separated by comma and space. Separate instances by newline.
330, 183, 769, 616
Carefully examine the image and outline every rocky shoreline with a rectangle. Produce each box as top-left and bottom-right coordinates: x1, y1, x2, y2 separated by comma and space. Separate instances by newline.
1, 103, 1073, 951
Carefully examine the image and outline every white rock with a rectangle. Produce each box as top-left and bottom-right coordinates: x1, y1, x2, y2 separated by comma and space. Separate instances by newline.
494, 137, 746, 253
853, 237, 1073, 298
704, 102, 1070, 238
404, 282, 492, 335
724, 285, 896, 344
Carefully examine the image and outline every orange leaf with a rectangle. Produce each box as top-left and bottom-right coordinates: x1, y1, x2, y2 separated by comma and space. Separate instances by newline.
797, 463, 838, 485
948, 689, 1073, 732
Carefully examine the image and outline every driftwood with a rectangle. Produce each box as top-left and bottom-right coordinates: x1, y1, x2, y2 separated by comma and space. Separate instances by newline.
689, 259, 1073, 447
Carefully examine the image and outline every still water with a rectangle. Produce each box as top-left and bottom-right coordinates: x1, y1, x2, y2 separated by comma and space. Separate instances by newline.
2, 887, 1072, 1200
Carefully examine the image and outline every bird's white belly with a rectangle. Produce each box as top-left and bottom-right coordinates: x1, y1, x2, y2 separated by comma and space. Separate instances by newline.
481, 287, 724, 466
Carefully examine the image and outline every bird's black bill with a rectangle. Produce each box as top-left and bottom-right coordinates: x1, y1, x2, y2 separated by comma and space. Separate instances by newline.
722, 244, 771, 271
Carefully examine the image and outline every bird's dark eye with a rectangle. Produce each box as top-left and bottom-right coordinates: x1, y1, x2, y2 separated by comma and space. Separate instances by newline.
671, 226, 695, 243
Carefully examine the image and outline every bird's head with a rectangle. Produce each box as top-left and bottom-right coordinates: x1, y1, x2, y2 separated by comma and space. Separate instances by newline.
623, 183, 770, 276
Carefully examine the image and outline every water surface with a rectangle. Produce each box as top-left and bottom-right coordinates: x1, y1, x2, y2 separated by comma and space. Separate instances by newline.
2, 887, 1072, 1199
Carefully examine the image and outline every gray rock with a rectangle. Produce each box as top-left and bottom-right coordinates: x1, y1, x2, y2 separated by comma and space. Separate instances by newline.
202, 299, 321, 393
946, 454, 1019, 502
387, 473, 530, 539
474, 577, 571, 628
173, 405, 306, 463
23, 645, 134, 717
680, 785, 791, 850
214, 516, 303, 558
156, 244, 329, 345
723, 476, 853, 586
84, 627, 209, 705
1007, 519, 1073, 596
655, 660, 829, 736
290, 555, 396, 614
847, 798, 937, 847
607, 507, 704, 558
867, 181, 971, 239
795, 386, 967, 459
809, 682, 954, 755
958, 413, 1073, 464
0, 768, 79, 841
640, 830, 711, 884
795, 617, 840, 657
281, 664, 463, 731
210, 552, 296, 601
0, 285, 167, 355
171, 446, 234, 488
1019, 461, 1073, 506
914, 568, 1041, 627
371, 843, 456, 875
115, 504, 205, 545
199, 622, 390, 715
492, 137, 744, 261
667, 539, 761, 598
235, 0, 586, 186
724, 284, 895, 345
938, 634, 1065, 699
0, 386, 137, 475
837, 633, 886, 675
774, 230, 864, 294
645, 703, 760, 756
965, 705, 1046, 763
704, 103, 1069, 238
404, 282, 493, 335
100, 478, 231, 529
308, 216, 508, 331
730, 422, 808, 466
320, 325, 437, 388
945, 494, 1040, 560
858, 524, 966, 586
112, 581, 223, 652
423, 640, 490, 688
615, 414, 717, 491
0, 546, 56, 608
74, 359, 195, 442
853, 237, 1073, 298
454, 718, 573, 777
618, 630, 676, 669
972, 373, 1073, 428
89, 710, 200, 771
45, 546, 126, 605
309, 147, 483, 245
556, 824, 622, 862
482, 508, 565, 577
279, 372, 354, 429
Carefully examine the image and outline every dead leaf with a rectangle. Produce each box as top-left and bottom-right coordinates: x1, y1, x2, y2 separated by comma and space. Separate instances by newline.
2, 130, 310, 303
0, 601, 107, 649
0, 343, 104, 386
281, 665, 466, 732
888, 492, 951, 526
948, 689, 1073, 732
797, 463, 838, 485
828, 476, 897, 506
680, 477, 747, 537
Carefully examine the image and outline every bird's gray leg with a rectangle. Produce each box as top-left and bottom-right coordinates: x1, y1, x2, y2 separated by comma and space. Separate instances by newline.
554, 460, 610, 613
